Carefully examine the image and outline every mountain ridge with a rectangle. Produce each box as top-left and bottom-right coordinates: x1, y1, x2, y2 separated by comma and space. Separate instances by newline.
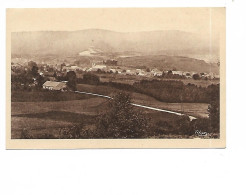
11, 29, 219, 62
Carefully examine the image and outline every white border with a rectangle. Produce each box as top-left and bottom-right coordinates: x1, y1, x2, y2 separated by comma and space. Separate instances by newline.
1, 1, 246, 195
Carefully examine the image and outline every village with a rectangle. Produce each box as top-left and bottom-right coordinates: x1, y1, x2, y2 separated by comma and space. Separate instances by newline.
11, 55, 220, 91
8, 10, 221, 141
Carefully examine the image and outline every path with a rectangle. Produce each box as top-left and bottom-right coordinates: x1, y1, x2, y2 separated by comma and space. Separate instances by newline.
74, 91, 197, 121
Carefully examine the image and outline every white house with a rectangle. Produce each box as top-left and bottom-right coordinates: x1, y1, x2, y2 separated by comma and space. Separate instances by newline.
172, 71, 183, 76
43, 81, 67, 91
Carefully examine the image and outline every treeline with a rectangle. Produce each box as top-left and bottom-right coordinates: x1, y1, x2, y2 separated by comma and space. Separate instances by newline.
133, 80, 219, 103
98, 79, 219, 104
12, 70, 219, 104
78, 73, 219, 103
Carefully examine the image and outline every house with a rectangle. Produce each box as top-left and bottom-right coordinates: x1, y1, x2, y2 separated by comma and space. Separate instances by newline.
138, 72, 145, 76
65, 65, 80, 72
172, 71, 183, 76
150, 69, 162, 76
109, 68, 117, 73
126, 69, 136, 75
136, 69, 146, 76
155, 72, 163, 76
43, 81, 67, 91
91, 65, 107, 71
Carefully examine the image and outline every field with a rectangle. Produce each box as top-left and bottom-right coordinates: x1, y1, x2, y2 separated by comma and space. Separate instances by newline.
11, 98, 191, 139
95, 72, 220, 87
11, 98, 105, 138
11, 90, 94, 102
77, 84, 209, 118
11, 82, 209, 138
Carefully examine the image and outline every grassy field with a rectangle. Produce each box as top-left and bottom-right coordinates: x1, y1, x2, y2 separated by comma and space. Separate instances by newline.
98, 73, 220, 87
11, 98, 103, 138
11, 82, 210, 138
11, 116, 74, 139
77, 84, 120, 96
11, 99, 183, 139
77, 84, 209, 118
11, 90, 94, 102
11, 98, 107, 115
99, 74, 143, 85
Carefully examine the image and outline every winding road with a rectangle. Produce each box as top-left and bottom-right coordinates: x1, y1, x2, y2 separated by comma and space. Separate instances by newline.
74, 90, 197, 121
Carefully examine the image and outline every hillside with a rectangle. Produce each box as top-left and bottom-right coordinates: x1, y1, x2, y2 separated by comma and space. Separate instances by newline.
118, 55, 219, 74
11, 29, 219, 62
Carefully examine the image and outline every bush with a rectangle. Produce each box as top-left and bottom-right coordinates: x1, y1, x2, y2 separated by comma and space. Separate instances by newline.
175, 115, 193, 135
193, 73, 200, 80
97, 92, 150, 138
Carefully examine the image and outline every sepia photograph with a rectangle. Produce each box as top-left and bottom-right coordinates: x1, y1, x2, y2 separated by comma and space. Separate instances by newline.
6, 8, 226, 148
3, 1, 246, 195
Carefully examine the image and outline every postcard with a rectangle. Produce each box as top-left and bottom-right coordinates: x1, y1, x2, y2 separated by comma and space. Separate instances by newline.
6, 8, 226, 148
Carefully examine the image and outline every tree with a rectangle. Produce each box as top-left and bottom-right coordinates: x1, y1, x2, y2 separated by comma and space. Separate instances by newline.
28, 61, 37, 68
168, 70, 172, 75
53, 72, 57, 78
66, 71, 77, 90
193, 73, 200, 80
31, 66, 39, 76
36, 74, 45, 88
20, 61, 39, 88
97, 92, 149, 138
176, 115, 192, 135
208, 84, 220, 132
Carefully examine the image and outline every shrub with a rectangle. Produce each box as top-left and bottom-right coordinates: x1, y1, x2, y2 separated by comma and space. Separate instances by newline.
97, 92, 150, 138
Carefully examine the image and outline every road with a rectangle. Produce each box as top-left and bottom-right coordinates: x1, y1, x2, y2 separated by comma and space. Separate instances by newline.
74, 90, 197, 121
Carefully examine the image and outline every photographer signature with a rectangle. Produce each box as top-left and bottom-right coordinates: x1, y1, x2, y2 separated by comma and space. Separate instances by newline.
195, 130, 210, 137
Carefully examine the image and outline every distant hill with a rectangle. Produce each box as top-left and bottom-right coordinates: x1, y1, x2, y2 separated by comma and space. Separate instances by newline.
118, 55, 219, 74
11, 29, 219, 62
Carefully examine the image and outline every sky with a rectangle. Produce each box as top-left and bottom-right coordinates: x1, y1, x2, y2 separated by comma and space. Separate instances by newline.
7, 8, 225, 35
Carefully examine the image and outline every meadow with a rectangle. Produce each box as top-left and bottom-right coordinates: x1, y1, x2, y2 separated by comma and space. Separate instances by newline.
11, 81, 210, 138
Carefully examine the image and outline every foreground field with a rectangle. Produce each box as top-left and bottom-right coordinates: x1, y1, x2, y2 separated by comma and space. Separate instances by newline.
11, 98, 107, 115
11, 116, 74, 138
11, 98, 181, 138
11, 97, 208, 139
11, 80, 211, 138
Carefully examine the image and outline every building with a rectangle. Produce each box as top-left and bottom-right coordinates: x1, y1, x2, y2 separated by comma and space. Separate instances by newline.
172, 71, 183, 76
91, 65, 107, 71
126, 69, 136, 75
43, 81, 67, 91
136, 69, 146, 76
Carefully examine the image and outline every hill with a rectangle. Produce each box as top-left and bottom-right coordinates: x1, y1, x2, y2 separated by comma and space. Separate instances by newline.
11, 29, 219, 62
118, 55, 219, 74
